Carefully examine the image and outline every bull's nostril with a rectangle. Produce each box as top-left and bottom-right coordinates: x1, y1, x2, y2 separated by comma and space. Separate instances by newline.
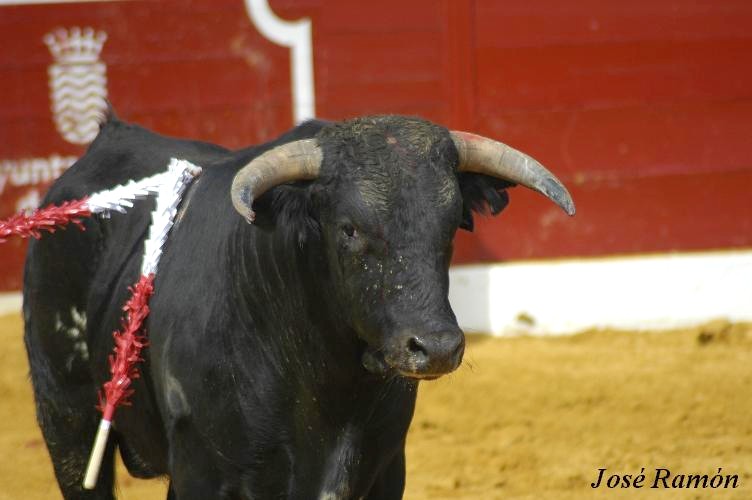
407, 336, 428, 357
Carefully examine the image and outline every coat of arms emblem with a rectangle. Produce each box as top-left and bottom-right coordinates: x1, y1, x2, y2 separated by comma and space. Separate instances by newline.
44, 27, 108, 145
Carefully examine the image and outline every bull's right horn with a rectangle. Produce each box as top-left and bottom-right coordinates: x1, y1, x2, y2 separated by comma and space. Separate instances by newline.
231, 139, 322, 223
451, 131, 575, 216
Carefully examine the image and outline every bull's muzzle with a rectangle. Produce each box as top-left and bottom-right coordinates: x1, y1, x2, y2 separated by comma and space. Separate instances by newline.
388, 328, 465, 379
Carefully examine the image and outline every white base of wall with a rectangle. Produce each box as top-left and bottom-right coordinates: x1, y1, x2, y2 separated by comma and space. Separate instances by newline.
0, 292, 22, 317
4, 250, 751, 335
449, 249, 752, 336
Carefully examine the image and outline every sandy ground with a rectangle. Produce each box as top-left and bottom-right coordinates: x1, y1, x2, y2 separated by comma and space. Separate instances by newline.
1, 312, 750, 499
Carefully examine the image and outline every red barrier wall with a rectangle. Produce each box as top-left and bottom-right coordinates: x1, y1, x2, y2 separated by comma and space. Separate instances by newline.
1, 0, 751, 290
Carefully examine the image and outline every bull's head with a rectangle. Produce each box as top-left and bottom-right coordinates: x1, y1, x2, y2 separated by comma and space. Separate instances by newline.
230, 116, 574, 380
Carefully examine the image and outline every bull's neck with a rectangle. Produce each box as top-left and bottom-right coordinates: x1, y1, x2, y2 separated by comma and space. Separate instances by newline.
177, 217, 416, 498
229, 220, 365, 387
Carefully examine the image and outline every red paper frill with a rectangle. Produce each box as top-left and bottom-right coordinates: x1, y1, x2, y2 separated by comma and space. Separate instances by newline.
98, 274, 155, 421
0, 198, 92, 242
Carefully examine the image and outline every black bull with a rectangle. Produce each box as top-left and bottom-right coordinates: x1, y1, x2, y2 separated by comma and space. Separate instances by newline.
23, 114, 573, 499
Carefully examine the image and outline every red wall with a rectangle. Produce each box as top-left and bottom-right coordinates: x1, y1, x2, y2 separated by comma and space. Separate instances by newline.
1, 0, 751, 290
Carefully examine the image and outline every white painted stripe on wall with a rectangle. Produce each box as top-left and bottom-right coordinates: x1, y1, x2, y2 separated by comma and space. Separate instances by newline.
0, 292, 22, 316
5, 251, 751, 334
449, 250, 752, 336
245, 0, 315, 123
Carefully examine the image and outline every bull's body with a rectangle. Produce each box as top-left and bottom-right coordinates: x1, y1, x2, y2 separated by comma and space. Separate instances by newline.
25, 114, 572, 499
25, 118, 417, 499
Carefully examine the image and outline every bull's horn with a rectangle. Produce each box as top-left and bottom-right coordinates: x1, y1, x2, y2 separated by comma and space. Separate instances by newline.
231, 139, 322, 222
451, 131, 575, 216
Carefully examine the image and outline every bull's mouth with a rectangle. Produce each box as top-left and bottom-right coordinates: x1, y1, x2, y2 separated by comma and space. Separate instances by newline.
361, 347, 392, 376
397, 371, 442, 381
360, 346, 456, 381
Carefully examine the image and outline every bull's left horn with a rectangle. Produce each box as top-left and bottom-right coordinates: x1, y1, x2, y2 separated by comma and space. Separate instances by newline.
451, 131, 575, 216
231, 139, 322, 222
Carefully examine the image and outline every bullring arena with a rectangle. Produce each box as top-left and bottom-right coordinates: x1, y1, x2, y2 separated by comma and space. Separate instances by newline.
2, 1, 752, 499
2, 311, 750, 499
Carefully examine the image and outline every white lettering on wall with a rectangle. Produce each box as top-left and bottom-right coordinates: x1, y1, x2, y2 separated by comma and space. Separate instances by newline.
0, 155, 77, 196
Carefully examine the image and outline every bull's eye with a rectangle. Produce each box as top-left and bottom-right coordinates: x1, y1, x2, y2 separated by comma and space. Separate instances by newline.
341, 223, 357, 238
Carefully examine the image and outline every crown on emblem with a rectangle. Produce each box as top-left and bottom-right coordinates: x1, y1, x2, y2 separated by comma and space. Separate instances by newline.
44, 27, 107, 64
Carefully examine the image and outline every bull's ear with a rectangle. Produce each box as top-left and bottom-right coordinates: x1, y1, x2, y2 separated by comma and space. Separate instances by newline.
457, 173, 515, 232
251, 184, 320, 246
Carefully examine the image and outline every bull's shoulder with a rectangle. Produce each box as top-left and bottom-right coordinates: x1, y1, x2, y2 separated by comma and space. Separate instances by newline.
90, 115, 231, 164
44, 117, 331, 205
45, 116, 232, 204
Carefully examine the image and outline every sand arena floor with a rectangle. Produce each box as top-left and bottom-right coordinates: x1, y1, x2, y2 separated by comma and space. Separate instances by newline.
1, 312, 750, 499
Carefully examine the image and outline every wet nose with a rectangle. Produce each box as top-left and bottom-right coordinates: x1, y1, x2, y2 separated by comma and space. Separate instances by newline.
402, 328, 465, 377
